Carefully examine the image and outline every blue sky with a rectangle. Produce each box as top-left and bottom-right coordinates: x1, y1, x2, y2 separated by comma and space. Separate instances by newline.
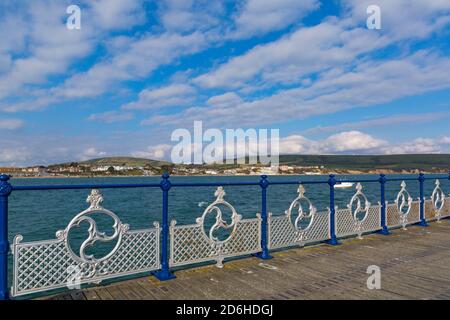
1, 0, 450, 166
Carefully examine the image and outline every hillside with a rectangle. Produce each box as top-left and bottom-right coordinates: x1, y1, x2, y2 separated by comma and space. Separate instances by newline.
54, 157, 172, 168
278, 154, 450, 171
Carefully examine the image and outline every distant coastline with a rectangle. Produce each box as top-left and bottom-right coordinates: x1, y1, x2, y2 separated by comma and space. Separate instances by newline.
7, 169, 448, 179
2, 154, 449, 179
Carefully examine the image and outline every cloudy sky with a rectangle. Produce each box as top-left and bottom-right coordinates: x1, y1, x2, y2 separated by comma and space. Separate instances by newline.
1, 0, 450, 166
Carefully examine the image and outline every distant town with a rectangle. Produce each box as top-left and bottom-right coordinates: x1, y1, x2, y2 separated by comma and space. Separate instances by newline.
0, 162, 327, 178
1, 154, 449, 178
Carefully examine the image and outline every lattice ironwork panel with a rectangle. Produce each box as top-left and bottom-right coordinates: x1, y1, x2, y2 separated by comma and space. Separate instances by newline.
386, 200, 420, 228
335, 205, 381, 238
386, 203, 400, 228
11, 190, 160, 297
409, 200, 421, 224
169, 217, 261, 268
443, 197, 450, 218
425, 199, 437, 222
12, 228, 160, 297
169, 187, 261, 268
425, 199, 450, 221
268, 211, 330, 250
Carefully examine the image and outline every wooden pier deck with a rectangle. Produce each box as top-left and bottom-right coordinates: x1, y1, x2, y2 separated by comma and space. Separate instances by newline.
45, 219, 450, 300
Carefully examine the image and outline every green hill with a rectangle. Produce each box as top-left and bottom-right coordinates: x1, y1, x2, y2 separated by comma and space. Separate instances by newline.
56, 157, 172, 168
278, 154, 450, 171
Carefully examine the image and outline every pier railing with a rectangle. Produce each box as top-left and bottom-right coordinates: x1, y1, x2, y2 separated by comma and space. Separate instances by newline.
0, 172, 449, 299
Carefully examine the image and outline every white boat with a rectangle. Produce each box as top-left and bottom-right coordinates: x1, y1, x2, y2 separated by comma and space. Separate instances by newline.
334, 182, 354, 189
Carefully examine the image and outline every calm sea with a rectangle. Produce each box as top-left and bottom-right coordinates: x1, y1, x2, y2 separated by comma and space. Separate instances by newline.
9, 174, 450, 240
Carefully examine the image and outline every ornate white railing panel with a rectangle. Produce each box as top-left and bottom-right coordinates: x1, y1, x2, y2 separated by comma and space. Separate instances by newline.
427, 180, 446, 222
11, 190, 160, 297
268, 185, 330, 249
169, 187, 261, 268
386, 181, 420, 229
335, 183, 381, 238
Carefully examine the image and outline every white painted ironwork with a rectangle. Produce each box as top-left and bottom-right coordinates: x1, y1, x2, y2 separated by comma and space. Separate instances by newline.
169, 187, 261, 268
287, 185, 316, 232
268, 185, 330, 249
386, 181, 420, 228
395, 181, 413, 229
349, 183, 370, 238
11, 189, 160, 297
336, 183, 381, 239
431, 180, 445, 222
387, 200, 420, 228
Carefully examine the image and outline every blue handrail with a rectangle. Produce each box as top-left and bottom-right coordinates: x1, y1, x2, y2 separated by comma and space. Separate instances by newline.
1, 171, 449, 300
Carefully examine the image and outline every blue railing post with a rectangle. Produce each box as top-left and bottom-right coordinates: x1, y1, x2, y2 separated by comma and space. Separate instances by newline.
419, 173, 428, 227
378, 174, 390, 235
254, 175, 272, 260
447, 172, 450, 220
152, 173, 176, 281
0, 174, 12, 300
325, 174, 340, 245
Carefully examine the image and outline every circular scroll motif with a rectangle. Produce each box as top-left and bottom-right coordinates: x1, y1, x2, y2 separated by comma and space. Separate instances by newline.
56, 189, 129, 265
395, 181, 412, 216
431, 180, 445, 221
347, 183, 370, 239
348, 183, 370, 223
286, 185, 316, 232
196, 187, 242, 245
395, 181, 412, 229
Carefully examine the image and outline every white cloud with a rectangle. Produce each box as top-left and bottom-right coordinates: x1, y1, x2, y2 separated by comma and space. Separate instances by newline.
231, 0, 320, 38
156, 52, 450, 128
279, 135, 316, 154
383, 138, 442, 154
304, 112, 450, 135
0, 147, 30, 165
81, 147, 107, 160
279, 131, 387, 154
1, 32, 208, 112
56, 31, 205, 100
343, 0, 450, 40
88, 111, 134, 123
0, 119, 24, 130
89, 0, 146, 30
123, 84, 196, 110
158, 0, 225, 32
195, 19, 386, 89
193, 1, 450, 91
279, 132, 450, 155
0, 1, 207, 112
0, 1, 94, 100
206, 92, 243, 109
321, 131, 387, 152
132, 144, 172, 159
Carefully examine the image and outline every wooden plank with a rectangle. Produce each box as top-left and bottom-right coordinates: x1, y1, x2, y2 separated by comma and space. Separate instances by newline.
93, 288, 114, 300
